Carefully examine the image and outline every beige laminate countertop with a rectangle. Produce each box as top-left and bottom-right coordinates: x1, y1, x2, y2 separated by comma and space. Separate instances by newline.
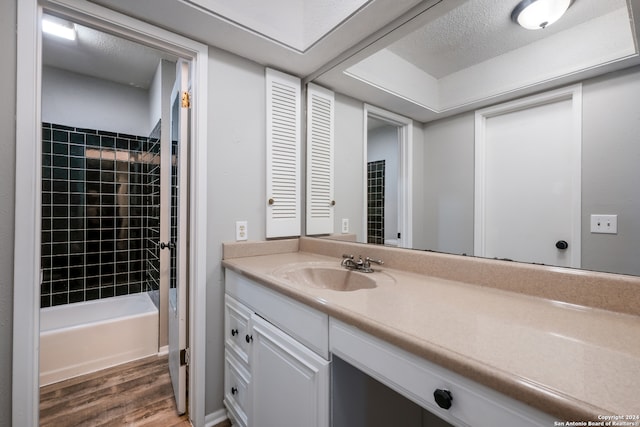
222, 251, 640, 422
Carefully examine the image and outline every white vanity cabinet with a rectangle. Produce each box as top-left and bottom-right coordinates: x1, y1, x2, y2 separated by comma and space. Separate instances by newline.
224, 265, 558, 427
330, 319, 557, 427
224, 270, 330, 427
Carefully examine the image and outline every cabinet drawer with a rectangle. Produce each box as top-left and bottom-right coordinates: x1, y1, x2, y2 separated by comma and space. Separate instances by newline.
330, 319, 556, 427
224, 351, 250, 427
225, 295, 252, 364
226, 269, 329, 359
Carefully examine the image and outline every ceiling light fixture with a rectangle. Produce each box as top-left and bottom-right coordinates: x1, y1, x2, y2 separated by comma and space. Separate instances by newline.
42, 16, 77, 41
511, 0, 571, 30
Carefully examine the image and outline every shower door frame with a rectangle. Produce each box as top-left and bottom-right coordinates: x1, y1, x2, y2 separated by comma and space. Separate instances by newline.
13, 1, 209, 426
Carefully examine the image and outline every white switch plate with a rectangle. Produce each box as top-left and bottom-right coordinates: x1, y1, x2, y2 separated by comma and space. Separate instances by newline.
341, 218, 349, 233
590, 214, 617, 234
236, 221, 248, 241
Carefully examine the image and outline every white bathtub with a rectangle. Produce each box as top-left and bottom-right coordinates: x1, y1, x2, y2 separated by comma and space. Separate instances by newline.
40, 292, 159, 386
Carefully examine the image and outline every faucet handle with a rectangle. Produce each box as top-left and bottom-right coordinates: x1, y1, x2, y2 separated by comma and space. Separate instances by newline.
365, 257, 384, 265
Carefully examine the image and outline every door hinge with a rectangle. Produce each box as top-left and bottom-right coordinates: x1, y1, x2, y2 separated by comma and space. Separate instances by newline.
181, 91, 191, 109
180, 348, 190, 366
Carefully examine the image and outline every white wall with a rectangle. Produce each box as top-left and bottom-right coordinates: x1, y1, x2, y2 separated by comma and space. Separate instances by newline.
421, 112, 475, 255
205, 46, 267, 415
42, 66, 150, 136
333, 93, 366, 241
148, 59, 175, 131
582, 65, 640, 276
410, 121, 426, 250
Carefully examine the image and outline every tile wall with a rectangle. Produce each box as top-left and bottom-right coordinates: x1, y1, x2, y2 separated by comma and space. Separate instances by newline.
367, 160, 385, 245
170, 136, 179, 290
143, 121, 161, 297
41, 122, 156, 307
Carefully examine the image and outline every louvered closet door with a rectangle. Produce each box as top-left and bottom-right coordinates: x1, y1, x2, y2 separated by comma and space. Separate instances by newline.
306, 83, 335, 235
266, 68, 301, 238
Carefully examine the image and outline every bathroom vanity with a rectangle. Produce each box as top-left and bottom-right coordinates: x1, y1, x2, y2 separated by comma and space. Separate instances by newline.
221, 238, 640, 426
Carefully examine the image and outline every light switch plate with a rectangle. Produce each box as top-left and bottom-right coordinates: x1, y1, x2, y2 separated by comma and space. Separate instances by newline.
590, 214, 617, 234
236, 221, 248, 241
341, 218, 349, 233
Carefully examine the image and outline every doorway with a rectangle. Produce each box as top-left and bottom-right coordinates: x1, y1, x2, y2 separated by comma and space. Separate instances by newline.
366, 119, 399, 245
474, 85, 582, 268
40, 9, 188, 412
14, 1, 209, 425
363, 104, 413, 248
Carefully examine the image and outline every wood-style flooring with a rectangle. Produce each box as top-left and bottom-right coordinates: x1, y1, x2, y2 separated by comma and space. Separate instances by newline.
40, 354, 231, 427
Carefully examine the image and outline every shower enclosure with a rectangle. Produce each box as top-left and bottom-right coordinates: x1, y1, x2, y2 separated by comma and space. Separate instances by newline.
39, 117, 169, 383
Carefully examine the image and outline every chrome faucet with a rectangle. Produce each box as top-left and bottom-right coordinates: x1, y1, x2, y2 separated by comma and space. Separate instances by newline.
341, 254, 384, 273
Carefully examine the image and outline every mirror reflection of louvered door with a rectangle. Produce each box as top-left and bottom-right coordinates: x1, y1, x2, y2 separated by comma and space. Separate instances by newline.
306, 83, 335, 235
266, 68, 301, 238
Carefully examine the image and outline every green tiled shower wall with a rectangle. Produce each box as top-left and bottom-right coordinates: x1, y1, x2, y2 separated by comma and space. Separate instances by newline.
41, 121, 161, 307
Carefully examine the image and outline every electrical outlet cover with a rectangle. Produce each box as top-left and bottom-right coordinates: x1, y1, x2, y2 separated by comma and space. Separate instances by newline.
236, 221, 248, 241
590, 214, 617, 234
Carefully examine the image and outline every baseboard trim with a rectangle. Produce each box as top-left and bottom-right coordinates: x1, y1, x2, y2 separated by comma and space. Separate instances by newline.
158, 345, 169, 356
204, 408, 228, 427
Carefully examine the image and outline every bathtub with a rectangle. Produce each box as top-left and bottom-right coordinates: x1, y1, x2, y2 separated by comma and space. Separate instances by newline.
40, 292, 159, 386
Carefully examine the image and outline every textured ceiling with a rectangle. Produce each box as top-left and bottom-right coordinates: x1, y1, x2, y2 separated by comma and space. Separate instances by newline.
44, 0, 425, 87
388, 0, 627, 78
87, 0, 425, 77
43, 0, 633, 101
42, 16, 176, 89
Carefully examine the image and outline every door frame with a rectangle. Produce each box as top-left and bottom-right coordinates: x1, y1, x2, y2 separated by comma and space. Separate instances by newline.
14, 1, 209, 425
363, 104, 413, 248
474, 84, 582, 267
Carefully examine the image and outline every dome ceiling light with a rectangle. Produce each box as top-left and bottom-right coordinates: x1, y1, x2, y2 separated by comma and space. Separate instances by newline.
511, 0, 572, 30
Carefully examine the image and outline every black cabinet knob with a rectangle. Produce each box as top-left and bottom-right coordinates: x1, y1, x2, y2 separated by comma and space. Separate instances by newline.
434, 389, 453, 410
231, 387, 238, 395
231, 328, 238, 336
555, 240, 569, 250
246, 334, 253, 343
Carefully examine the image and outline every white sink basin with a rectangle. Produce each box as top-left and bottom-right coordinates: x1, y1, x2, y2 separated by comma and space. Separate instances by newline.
272, 263, 394, 292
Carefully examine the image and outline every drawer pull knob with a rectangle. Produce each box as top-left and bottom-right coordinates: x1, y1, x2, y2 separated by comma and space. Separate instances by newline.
231, 387, 238, 395
434, 389, 453, 410
231, 328, 238, 336
246, 334, 253, 343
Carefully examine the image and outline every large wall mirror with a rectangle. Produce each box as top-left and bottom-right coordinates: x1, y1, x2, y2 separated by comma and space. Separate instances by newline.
306, 0, 640, 277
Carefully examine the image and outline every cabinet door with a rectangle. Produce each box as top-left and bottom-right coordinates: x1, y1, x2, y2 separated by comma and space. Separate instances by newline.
250, 314, 329, 427
306, 83, 335, 235
265, 68, 301, 238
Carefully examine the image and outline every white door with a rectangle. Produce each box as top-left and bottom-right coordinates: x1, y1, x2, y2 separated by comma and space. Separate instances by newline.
168, 59, 190, 414
475, 86, 582, 268
250, 314, 330, 427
